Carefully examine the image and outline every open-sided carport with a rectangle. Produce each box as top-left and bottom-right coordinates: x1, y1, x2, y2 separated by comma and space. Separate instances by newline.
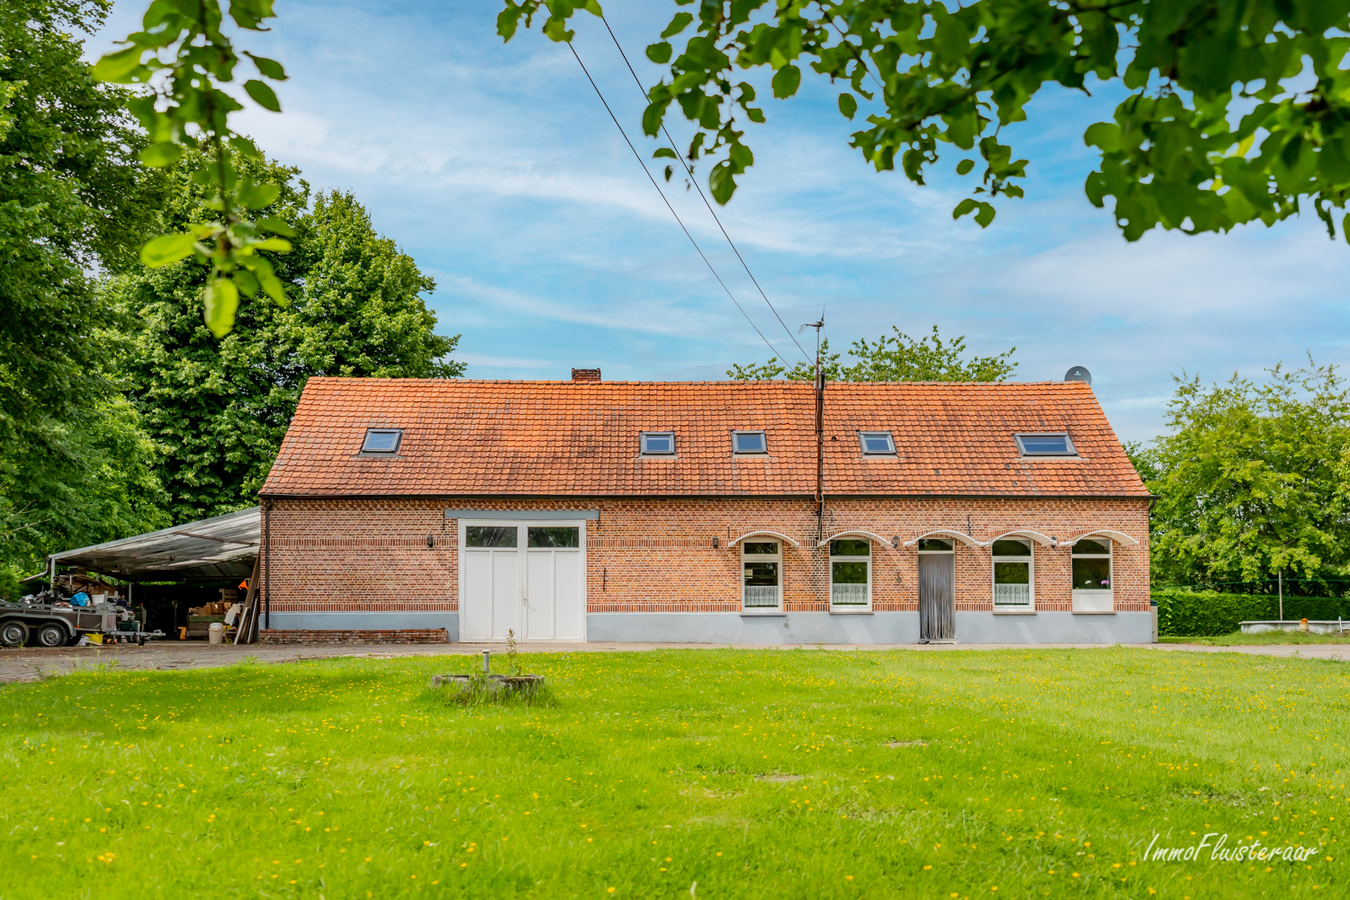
45, 507, 263, 643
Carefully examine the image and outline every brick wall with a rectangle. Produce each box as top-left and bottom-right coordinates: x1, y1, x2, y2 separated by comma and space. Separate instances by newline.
262, 496, 1149, 615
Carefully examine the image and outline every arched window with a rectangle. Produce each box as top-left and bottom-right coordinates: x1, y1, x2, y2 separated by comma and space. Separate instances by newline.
741, 540, 781, 610
991, 539, 1033, 608
829, 539, 871, 609
1071, 538, 1112, 612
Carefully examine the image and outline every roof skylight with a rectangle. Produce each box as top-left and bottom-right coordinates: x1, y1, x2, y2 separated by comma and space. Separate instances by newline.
641, 432, 675, 455
361, 428, 403, 454
732, 431, 767, 454
858, 431, 896, 455
1014, 433, 1076, 457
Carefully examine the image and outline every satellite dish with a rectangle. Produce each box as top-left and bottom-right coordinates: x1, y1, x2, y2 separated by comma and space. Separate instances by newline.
1065, 366, 1092, 386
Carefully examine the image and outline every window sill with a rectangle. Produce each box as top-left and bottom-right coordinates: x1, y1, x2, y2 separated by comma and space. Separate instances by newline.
1072, 610, 1117, 615
829, 609, 873, 615
992, 608, 1036, 615
740, 611, 785, 617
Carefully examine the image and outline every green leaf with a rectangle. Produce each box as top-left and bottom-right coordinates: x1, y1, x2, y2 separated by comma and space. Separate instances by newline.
203, 278, 241, 338
709, 161, 737, 204
250, 258, 289, 305
256, 216, 298, 237
244, 80, 282, 112
838, 93, 857, 120
250, 237, 293, 252
952, 198, 978, 220
140, 232, 197, 267
244, 52, 287, 80
771, 64, 801, 99
139, 142, 184, 167
91, 46, 143, 82
228, 136, 263, 160
661, 12, 693, 39
647, 42, 673, 64
664, 165, 674, 182
746, 107, 765, 123
238, 182, 281, 209
1084, 121, 1121, 152
653, 147, 678, 159
974, 201, 996, 227
234, 269, 260, 297
956, 159, 975, 175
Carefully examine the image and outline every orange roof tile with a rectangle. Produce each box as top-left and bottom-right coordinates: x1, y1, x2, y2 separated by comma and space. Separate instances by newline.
259, 378, 1149, 499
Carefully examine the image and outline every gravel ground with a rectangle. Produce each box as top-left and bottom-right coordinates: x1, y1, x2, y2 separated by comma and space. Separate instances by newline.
0, 639, 1342, 684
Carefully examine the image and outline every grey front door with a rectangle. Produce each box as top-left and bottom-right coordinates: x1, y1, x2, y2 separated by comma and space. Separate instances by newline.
919, 553, 955, 641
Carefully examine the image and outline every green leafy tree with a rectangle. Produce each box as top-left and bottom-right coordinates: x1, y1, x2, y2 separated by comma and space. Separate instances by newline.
1140, 359, 1350, 588
106, 155, 465, 522
0, 0, 158, 428
501, 1, 1350, 242
728, 326, 1016, 382
0, 1, 169, 570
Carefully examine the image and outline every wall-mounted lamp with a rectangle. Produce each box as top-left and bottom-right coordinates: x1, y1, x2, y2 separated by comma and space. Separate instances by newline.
891, 535, 900, 549
427, 534, 435, 548
712, 536, 720, 549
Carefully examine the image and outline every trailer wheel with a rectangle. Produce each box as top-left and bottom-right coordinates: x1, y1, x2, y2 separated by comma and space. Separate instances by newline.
0, 621, 28, 647
34, 623, 68, 648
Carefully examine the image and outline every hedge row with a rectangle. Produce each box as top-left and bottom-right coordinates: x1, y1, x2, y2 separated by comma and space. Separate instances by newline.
1154, 590, 1350, 637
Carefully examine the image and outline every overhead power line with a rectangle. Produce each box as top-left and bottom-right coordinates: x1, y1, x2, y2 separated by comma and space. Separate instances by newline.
600, 14, 812, 365
566, 42, 789, 364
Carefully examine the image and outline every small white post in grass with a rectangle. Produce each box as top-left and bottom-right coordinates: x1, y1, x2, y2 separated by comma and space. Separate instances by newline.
483, 649, 490, 674
1278, 570, 1284, 624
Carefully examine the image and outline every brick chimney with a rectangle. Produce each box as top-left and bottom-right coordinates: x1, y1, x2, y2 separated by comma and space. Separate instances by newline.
571, 368, 601, 382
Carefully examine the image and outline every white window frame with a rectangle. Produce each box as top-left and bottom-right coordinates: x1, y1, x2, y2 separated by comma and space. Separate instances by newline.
740, 539, 781, 612
1014, 432, 1077, 457
990, 538, 1034, 609
857, 431, 896, 456
640, 431, 676, 456
828, 539, 871, 610
1070, 538, 1113, 612
361, 428, 403, 454
915, 538, 955, 554
732, 430, 768, 455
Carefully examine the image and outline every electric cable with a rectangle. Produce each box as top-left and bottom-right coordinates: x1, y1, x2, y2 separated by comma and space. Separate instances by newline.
600, 14, 812, 365
567, 42, 789, 364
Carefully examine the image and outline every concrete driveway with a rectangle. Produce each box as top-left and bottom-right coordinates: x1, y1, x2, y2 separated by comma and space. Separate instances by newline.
0, 640, 1342, 684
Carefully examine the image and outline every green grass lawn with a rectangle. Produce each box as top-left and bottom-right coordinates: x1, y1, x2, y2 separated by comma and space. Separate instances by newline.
2, 649, 1344, 899
1160, 632, 1350, 646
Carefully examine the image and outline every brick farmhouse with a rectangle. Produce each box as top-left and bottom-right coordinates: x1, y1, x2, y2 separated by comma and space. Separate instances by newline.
257, 372, 1152, 643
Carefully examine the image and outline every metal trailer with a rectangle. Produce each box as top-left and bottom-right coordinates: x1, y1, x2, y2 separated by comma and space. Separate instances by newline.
0, 599, 165, 648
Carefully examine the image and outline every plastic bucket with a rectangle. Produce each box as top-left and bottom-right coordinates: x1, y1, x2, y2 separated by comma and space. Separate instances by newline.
208, 622, 225, 645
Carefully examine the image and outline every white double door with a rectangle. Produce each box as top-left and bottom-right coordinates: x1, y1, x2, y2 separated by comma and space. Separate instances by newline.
458, 520, 585, 642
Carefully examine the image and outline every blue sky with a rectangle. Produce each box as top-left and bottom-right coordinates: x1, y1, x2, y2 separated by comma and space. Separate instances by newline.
88, 1, 1350, 442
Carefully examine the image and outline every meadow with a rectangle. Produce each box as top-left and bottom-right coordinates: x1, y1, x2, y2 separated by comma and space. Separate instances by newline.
0, 648, 1344, 898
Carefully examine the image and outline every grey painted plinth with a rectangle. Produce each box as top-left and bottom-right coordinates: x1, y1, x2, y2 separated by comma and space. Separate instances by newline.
267, 611, 458, 641
586, 612, 919, 644
955, 611, 1152, 644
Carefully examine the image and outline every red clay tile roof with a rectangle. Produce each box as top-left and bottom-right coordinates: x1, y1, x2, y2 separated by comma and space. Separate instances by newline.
259, 378, 1149, 498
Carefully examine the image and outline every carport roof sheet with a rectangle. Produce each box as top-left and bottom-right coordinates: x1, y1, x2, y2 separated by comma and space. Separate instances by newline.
48, 507, 260, 581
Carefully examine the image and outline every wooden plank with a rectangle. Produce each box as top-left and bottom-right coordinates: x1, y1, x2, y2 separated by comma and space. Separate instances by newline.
234, 556, 262, 645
